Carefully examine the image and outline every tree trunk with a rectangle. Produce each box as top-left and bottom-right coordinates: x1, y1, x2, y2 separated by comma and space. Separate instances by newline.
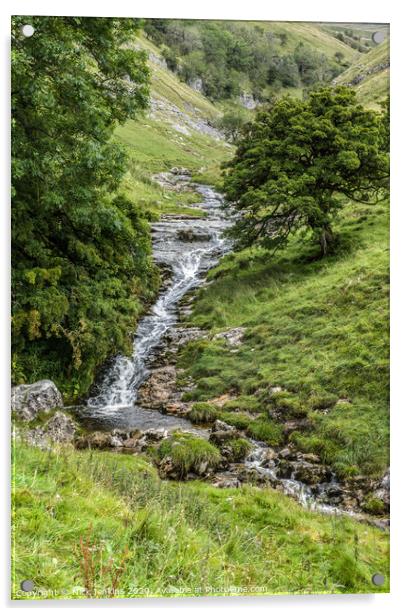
319, 226, 334, 257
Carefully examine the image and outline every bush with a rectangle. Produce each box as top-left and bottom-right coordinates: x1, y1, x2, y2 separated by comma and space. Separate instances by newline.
156, 433, 221, 478
188, 402, 218, 424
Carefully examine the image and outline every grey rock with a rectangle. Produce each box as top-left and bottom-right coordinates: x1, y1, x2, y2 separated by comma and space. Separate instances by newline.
12, 380, 64, 421
25, 411, 77, 448
213, 327, 246, 347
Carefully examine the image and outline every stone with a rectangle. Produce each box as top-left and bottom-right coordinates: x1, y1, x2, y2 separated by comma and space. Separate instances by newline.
292, 462, 331, 485
25, 411, 78, 448
212, 474, 241, 489
75, 431, 112, 450
12, 380, 64, 421
300, 453, 321, 464
213, 327, 246, 347
177, 228, 211, 242
137, 366, 177, 409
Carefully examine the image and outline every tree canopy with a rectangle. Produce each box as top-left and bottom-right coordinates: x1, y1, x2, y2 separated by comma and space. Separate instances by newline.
223, 87, 389, 255
11, 16, 158, 396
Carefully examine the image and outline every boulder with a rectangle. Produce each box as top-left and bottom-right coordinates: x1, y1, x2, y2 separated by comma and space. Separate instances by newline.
25, 411, 78, 448
137, 366, 177, 409
12, 380, 64, 421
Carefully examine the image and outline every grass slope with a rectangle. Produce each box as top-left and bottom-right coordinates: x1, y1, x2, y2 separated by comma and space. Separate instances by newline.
257, 21, 360, 62
335, 39, 389, 109
178, 200, 389, 480
112, 34, 230, 220
12, 442, 389, 599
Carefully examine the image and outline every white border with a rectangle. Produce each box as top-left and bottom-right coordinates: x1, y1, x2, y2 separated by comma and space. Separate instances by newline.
1, 1, 406, 614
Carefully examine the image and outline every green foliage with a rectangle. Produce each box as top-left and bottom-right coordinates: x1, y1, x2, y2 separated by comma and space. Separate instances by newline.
144, 20, 347, 102
11, 16, 158, 396
12, 442, 389, 598
223, 87, 389, 256
188, 402, 218, 424
216, 109, 248, 143
156, 433, 221, 478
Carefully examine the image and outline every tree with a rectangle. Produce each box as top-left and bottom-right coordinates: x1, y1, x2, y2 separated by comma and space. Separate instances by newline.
216, 110, 248, 143
223, 87, 389, 256
11, 16, 159, 395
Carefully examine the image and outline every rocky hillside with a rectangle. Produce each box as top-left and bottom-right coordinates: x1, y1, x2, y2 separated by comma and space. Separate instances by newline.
334, 38, 389, 109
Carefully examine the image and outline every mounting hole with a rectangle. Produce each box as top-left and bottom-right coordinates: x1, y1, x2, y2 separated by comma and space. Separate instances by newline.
21, 24, 35, 38
372, 31, 385, 45
20, 579, 34, 592
372, 573, 385, 586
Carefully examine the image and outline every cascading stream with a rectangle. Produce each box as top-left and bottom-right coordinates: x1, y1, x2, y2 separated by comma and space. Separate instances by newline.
86, 181, 231, 412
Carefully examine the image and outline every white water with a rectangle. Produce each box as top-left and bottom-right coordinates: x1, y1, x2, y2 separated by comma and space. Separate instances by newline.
87, 182, 231, 411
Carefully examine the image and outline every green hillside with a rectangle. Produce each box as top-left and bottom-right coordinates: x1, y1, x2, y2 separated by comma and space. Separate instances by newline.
178, 198, 389, 481
335, 39, 389, 109
114, 33, 230, 219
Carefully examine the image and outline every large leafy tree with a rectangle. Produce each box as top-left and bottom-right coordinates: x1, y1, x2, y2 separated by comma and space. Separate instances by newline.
11, 16, 158, 396
223, 87, 389, 255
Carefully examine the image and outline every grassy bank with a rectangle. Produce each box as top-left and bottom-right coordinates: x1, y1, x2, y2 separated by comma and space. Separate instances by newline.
12, 441, 389, 599
177, 199, 389, 480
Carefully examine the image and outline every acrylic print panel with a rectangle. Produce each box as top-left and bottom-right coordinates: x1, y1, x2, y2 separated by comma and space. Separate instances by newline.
11, 15, 390, 600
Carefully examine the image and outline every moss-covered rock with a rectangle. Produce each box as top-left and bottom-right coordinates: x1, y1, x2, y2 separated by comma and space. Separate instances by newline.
156, 433, 221, 479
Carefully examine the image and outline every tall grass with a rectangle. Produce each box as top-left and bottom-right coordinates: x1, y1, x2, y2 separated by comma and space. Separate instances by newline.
12, 442, 389, 599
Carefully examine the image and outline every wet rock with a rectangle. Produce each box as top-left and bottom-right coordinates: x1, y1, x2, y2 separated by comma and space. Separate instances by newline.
177, 228, 211, 242
209, 419, 239, 446
12, 380, 64, 421
137, 366, 177, 409
292, 462, 332, 485
237, 466, 272, 486
276, 457, 331, 485
213, 327, 246, 347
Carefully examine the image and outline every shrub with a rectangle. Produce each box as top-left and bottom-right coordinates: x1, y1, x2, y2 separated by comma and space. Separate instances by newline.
156, 433, 221, 478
